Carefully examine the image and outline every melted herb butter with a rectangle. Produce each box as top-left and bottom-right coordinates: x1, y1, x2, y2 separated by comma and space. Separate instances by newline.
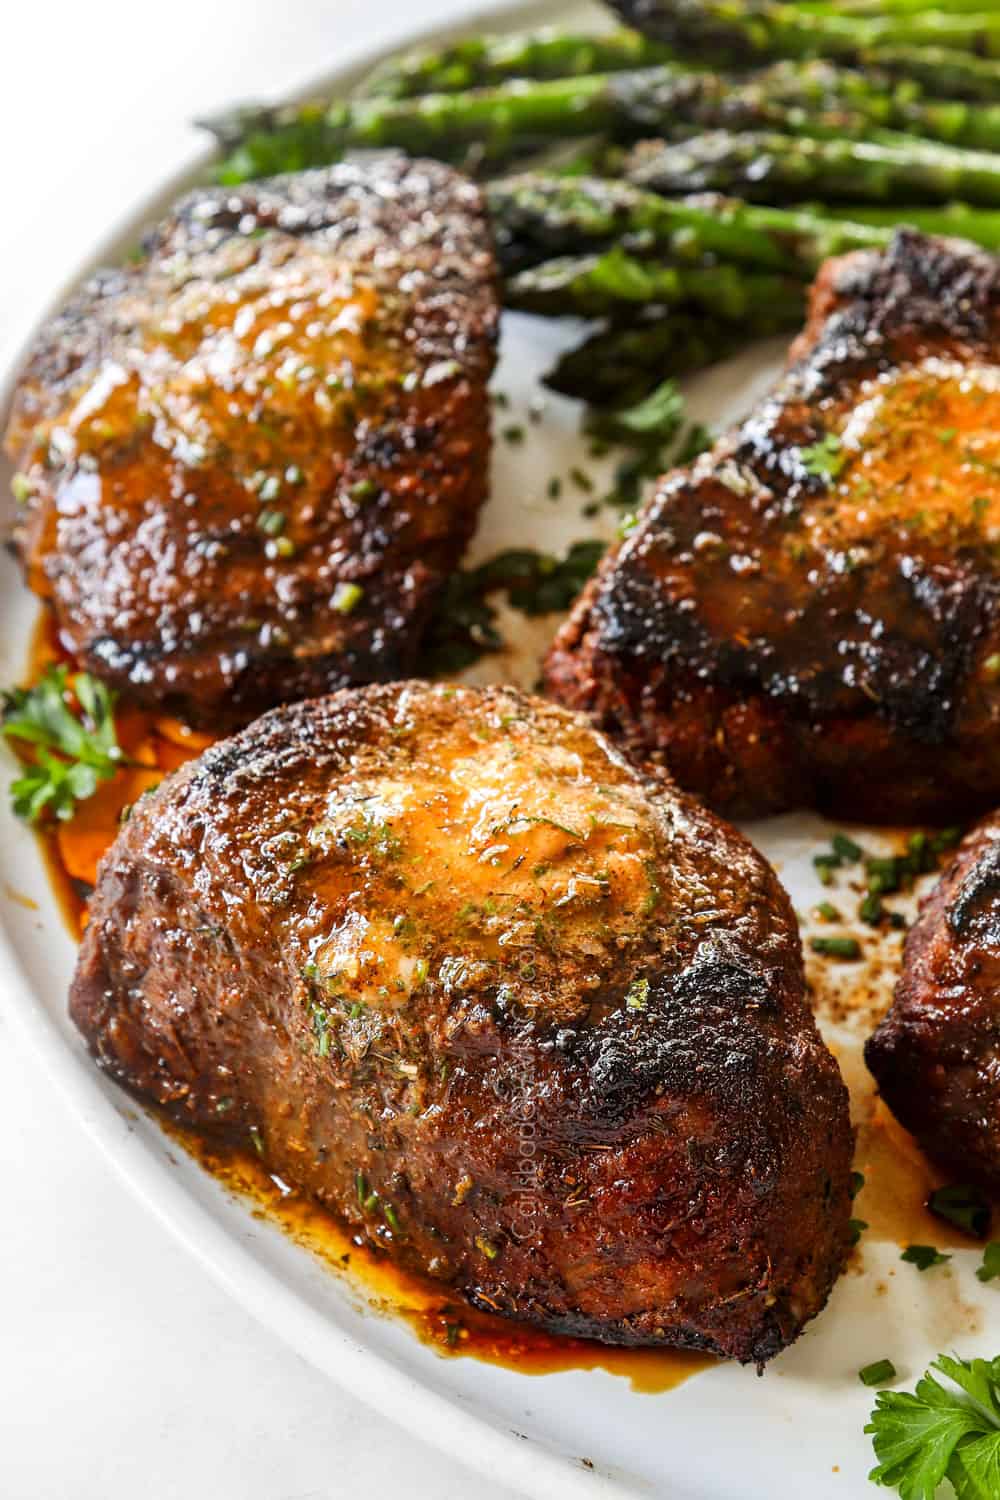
298, 723, 663, 1026
20, 233, 399, 556
807, 358, 1000, 550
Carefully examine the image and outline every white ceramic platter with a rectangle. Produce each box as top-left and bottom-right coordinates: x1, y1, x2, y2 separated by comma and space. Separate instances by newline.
0, 4, 995, 1496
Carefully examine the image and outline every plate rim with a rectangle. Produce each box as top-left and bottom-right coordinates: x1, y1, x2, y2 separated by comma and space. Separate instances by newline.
0, 3, 702, 1497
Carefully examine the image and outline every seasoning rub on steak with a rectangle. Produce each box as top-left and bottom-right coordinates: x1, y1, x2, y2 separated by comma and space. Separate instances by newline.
546, 231, 1000, 823
4, 159, 498, 727
69, 682, 853, 1366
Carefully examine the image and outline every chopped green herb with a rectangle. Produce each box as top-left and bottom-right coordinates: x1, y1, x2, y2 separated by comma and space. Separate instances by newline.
832, 832, 863, 862
569, 466, 594, 493
2, 665, 125, 823
356, 1171, 368, 1207
800, 433, 845, 480
256, 508, 285, 536
859, 892, 884, 925
860, 1359, 897, 1388
502, 424, 525, 445
848, 1217, 868, 1246
851, 1171, 865, 1199
810, 936, 861, 960
10, 472, 32, 504
901, 1244, 951, 1271
813, 853, 840, 885
977, 1242, 1000, 1283
349, 477, 377, 501
268, 535, 296, 559
928, 1183, 991, 1240
546, 476, 562, 500
475, 1235, 499, 1261
383, 1202, 402, 1234
248, 1126, 265, 1156
815, 901, 840, 922
333, 580, 364, 615
625, 977, 649, 1011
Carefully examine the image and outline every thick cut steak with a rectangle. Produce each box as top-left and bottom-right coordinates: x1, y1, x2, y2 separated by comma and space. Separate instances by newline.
5, 159, 499, 726
547, 231, 1000, 821
70, 682, 852, 1365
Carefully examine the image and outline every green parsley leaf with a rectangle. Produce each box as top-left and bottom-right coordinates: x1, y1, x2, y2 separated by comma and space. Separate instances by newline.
800, 433, 846, 481
901, 1245, 951, 1272
868, 1356, 1000, 1500
604, 379, 686, 444
977, 1243, 1000, 1284
2, 665, 124, 822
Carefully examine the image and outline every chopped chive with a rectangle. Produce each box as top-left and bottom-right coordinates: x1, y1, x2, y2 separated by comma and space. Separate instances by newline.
859, 892, 883, 925
851, 1172, 865, 1199
815, 901, 840, 922
546, 476, 562, 500
859, 1359, 896, 1387
248, 1125, 265, 1156
811, 936, 861, 960
569, 466, 594, 493
475, 1235, 499, 1260
848, 1217, 868, 1246
383, 1202, 402, 1234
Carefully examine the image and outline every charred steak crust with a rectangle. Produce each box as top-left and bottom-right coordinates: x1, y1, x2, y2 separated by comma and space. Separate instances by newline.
867, 814, 1000, 1192
5, 158, 499, 726
546, 231, 1000, 822
70, 682, 852, 1365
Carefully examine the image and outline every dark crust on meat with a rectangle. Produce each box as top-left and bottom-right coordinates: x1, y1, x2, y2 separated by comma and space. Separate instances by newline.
5, 158, 499, 726
546, 231, 1000, 822
867, 813, 1000, 1192
69, 681, 852, 1365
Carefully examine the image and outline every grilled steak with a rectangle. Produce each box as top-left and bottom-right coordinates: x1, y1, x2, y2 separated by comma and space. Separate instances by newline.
867, 814, 1000, 1191
69, 681, 852, 1365
546, 231, 1000, 822
5, 159, 498, 727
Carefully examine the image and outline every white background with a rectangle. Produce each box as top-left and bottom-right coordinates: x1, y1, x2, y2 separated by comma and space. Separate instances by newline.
0, 3, 521, 1495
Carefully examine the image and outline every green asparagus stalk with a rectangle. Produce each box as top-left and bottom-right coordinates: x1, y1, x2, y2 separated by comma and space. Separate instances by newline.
489, 174, 893, 274
542, 312, 763, 403
357, 26, 680, 98
825, 202, 1000, 249
609, 0, 1000, 62
626, 132, 1000, 209
207, 61, 1000, 185
862, 47, 1000, 104
504, 245, 806, 321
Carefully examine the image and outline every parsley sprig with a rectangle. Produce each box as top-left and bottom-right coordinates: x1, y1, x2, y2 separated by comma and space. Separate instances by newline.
2, 665, 125, 822
868, 1354, 1000, 1499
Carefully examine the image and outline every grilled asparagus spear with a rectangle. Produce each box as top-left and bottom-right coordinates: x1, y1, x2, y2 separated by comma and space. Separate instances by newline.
626, 132, 1000, 209
489, 174, 892, 273
609, 0, 1000, 63
358, 26, 679, 97
862, 46, 1000, 102
207, 63, 1000, 184
505, 246, 806, 321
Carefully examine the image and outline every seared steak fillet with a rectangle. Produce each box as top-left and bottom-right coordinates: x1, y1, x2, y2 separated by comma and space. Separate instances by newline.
70, 682, 852, 1364
546, 231, 1000, 822
5, 159, 498, 726
867, 814, 1000, 1191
